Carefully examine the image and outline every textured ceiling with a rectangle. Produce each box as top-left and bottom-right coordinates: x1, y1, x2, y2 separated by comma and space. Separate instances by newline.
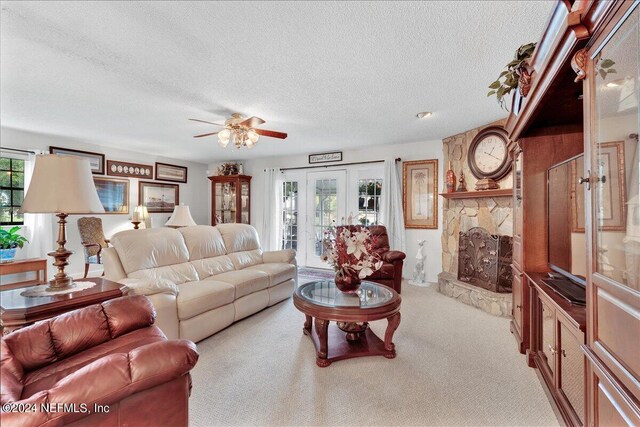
0, 1, 555, 163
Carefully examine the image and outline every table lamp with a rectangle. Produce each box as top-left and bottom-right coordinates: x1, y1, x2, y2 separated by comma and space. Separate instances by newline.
19, 154, 105, 290
134, 205, 151, 229
165, 203, 197, 228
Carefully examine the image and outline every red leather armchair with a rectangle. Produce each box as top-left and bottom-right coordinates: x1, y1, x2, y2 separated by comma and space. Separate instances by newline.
0, 296, 199, 427
338, 225, 406, 293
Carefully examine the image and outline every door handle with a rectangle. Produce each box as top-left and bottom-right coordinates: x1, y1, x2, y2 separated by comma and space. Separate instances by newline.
548, 344, 557, 355
578, 171, 591, 190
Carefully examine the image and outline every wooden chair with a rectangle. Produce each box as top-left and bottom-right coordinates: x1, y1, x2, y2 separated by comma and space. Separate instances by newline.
77, 217, 110, 278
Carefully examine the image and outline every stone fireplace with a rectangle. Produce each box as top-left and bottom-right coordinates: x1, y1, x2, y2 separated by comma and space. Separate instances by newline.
437, 120, 514, 317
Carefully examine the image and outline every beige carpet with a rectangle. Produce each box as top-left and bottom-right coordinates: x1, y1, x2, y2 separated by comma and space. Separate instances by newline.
189, 280, 560, 426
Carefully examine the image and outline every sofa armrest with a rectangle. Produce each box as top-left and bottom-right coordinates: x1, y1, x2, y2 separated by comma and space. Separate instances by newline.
0, 340, 198, 427
262, 249, 296, 265
103, 247, 127, 282
381, 250, 406, 263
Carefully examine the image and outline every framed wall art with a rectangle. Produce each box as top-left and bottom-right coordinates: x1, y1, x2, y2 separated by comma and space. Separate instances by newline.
139, 181, 179, 213
403, 159, 439, 229
49, 146, 105, 175
309, 151, 343, 164
107, 160, 153, 179
93, 177, 129, 214
155, 162, 188, 183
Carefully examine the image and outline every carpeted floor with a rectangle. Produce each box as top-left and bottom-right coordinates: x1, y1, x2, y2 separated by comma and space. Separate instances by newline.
189, 278, 559, 427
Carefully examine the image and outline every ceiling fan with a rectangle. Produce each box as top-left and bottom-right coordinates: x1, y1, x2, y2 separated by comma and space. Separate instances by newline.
189, 113, 288, 149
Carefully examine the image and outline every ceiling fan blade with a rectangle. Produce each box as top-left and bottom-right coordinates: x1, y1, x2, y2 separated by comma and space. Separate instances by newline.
189, 118, 225, 126
193, 131, 220, 138
239, 116, 266, 128
254, 128, 288, 139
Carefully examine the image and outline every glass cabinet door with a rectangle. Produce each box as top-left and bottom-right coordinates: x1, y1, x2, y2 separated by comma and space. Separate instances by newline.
240, 181, 250, 224
593, 5, 639, 291
215, 181, 237, 224
514, 149, 523, 239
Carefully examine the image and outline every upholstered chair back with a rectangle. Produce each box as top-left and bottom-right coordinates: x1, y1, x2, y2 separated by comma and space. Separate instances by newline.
77, 217, 108, 257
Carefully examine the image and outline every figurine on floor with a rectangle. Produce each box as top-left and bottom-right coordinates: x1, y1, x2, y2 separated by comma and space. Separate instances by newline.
409, 239, 430, 287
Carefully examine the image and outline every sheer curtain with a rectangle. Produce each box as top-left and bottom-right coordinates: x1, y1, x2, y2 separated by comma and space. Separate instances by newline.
381, 159, 406, 251
23, 152, 54, 259
261, 168, 282, 251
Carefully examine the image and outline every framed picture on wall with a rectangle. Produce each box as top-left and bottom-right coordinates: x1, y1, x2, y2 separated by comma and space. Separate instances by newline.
139, 181, 179, 213
107, 160, 153, 178
93, 177, 129, 214
402, 159, 439, 229
50, 146, 105, 175
155, 162, 188, 183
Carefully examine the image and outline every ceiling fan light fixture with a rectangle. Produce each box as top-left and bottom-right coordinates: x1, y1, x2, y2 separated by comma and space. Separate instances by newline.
218, 128, 231, 147
247, 129, 260, 144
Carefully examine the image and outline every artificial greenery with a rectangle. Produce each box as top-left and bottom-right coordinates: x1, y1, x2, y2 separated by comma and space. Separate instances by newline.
488, 42, 537, 110
0, 226, 28, 249
598, 58, 616, 80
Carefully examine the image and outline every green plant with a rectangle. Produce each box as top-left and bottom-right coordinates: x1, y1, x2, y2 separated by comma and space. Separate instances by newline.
598, 58, 616, 79
488, 42, 537, 110
0, 226, 29, 249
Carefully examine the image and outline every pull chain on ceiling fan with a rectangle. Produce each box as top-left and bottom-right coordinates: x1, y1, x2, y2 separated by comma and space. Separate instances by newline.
189, 113, 287, 149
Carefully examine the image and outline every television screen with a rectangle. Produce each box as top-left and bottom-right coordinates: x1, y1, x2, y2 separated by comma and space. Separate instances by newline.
548, 154, 587, 286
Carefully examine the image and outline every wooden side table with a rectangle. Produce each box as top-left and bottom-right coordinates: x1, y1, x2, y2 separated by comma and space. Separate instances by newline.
0, 258, 48, 290
0, 278, 124, 335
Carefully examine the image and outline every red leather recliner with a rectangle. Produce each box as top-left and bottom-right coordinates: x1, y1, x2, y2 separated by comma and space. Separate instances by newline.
337, 225, 406, 293
0, 295, 199, 427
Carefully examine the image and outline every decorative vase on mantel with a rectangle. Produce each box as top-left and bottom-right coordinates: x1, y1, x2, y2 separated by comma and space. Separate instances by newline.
445, 162, 456, 193
335, 269, 362, 293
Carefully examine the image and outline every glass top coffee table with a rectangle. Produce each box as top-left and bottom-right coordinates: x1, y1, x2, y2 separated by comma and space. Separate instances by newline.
293, 280, 401, 367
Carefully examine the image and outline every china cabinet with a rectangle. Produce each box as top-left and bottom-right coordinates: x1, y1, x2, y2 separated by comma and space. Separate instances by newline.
208, 174, 251, 225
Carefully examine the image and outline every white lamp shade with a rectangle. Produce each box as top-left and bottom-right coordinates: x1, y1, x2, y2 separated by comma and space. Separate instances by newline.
165, 204, 197, 227
20, 154, 105, 214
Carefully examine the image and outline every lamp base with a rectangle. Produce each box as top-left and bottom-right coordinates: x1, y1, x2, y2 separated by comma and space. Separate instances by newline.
46, 277, 75, 292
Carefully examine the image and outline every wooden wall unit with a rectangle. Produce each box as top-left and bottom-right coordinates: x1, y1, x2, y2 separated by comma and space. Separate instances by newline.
507, 1, 640, 425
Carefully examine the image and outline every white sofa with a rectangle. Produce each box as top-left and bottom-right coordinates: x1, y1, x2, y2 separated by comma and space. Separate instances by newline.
103, 224, 296, 342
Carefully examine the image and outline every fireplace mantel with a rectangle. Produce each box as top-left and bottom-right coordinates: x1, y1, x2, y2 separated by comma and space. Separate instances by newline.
439, 188, 512, 199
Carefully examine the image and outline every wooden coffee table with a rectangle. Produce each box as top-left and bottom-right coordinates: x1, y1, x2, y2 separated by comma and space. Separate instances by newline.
293, 280, 401, 367
0, 278, 124, 335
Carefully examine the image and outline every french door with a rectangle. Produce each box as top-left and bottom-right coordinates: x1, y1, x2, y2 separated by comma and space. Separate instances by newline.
305, 170, 347, 268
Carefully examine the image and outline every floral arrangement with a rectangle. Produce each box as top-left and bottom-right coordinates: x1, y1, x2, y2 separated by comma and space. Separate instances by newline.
218, 162, 239, 176
321, 225, 383, 281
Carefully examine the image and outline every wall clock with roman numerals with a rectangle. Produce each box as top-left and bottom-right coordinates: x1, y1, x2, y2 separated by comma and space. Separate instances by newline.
467, 126, 511, 190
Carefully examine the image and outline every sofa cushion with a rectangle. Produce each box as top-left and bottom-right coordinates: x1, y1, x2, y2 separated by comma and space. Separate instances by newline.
179, 225, 227, 261
128, 262, 199, 285
216, 224, 261, 253
228, 249, 263, 270
215, 269, 269, 298
177, 280, 235, 320
111, 228, 189, 274
191, 256, 235, 279
21, 326, 166, 400
245, 263, 296, 287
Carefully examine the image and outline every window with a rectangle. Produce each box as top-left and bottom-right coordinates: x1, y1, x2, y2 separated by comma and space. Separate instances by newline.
357, 179, 382, 226
0, 157, 25, 225
281, 181, 298, 250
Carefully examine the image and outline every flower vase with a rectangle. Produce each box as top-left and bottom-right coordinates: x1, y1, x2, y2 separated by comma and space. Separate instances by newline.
335, 270, 362, 293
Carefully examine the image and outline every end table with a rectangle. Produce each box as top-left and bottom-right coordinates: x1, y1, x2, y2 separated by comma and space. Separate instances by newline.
0, 278, 124, 335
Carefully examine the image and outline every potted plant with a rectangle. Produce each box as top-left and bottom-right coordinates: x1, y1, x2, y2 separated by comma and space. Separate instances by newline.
0, 226, 29, 263
488, 42, 537, 110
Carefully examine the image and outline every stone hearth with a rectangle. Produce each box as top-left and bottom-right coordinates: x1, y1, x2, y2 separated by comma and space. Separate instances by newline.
438, 272, 512, 317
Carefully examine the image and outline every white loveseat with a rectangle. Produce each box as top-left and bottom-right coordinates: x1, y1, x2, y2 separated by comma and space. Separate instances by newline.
103, 224, 296, 342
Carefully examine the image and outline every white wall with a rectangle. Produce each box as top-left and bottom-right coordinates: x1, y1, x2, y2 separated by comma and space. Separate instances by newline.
1, 127, 210, 278
210, 139, 444, 282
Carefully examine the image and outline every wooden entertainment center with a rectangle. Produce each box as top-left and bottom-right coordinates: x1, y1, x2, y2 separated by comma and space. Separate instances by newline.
506, 1, 639, 425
